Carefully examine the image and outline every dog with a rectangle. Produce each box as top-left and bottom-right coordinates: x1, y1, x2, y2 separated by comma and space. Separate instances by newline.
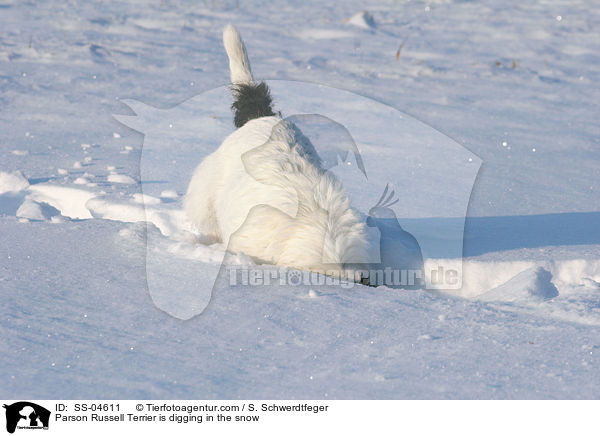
184, 25, 368, 279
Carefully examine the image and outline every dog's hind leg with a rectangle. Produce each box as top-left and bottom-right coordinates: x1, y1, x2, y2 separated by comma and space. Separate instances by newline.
184, 155, 222, 245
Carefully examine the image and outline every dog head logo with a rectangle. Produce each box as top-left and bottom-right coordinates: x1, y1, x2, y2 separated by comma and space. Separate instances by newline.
3, 402, 50, 434
115, 83, 480, 319
113, 20, 478, 321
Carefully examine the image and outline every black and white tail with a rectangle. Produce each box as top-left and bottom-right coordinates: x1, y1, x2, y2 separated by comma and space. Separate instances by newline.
223, 24, 276, 128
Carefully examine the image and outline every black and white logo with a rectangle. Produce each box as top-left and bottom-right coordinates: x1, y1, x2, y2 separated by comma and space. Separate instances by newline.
3, 402, 50, 434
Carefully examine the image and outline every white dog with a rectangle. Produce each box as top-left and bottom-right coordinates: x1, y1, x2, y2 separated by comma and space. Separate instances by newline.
184, 25, 368, 278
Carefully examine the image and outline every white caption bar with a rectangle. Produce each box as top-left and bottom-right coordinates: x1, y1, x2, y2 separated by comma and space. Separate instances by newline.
0, 400, 596, 436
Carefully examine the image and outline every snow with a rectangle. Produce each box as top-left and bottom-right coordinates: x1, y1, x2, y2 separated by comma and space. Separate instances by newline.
0, 171, 29, 194
479, 266, 559, 302
345, 11, 377, 30
1, 0, 599, 399
16, 199, 47, 221
27, 184, 95, 220
160, 189, 179, 200
107, 173, 136, 184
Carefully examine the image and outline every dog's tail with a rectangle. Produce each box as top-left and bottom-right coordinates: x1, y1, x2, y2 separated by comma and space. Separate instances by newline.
223, 24, 276, 128
223, 24, 253, 85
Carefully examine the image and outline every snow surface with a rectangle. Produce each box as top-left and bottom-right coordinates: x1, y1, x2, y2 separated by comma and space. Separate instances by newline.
1, 0, 599, 399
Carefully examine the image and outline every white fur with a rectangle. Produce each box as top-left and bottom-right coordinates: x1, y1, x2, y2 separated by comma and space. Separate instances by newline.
184, 25, 368, 277
222, 24, 254, 85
